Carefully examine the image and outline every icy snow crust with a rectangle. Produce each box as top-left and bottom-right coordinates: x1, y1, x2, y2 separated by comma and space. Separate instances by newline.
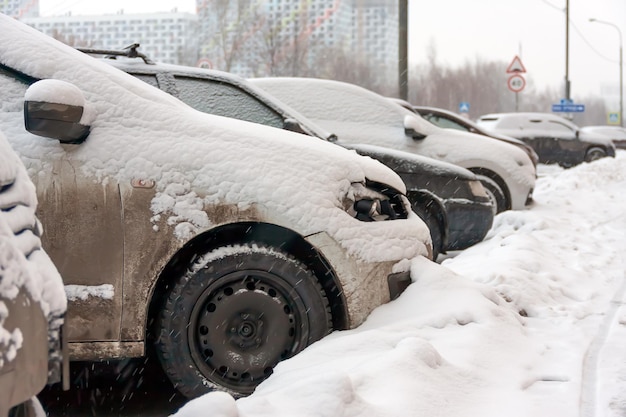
0, 16, 429, 263
173, 152, 626, 416
0, 131, 66, 366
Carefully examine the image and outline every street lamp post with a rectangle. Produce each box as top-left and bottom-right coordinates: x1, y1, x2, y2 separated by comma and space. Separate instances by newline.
589, 18, 624, 127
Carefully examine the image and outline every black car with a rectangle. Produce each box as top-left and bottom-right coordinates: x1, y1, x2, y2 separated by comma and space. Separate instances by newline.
345, 144, 493, 257
83, 46, 494, 258
477, 112, 616, 167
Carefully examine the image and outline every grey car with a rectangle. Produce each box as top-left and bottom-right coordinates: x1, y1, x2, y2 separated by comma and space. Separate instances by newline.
477, 112, 616, 167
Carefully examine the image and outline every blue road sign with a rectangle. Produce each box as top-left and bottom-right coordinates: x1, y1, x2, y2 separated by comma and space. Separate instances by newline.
459, 102, 470, 113
608, 112, 620, 124
552, 104, 585, 113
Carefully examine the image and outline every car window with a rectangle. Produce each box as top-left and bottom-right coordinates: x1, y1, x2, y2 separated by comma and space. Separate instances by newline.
174, 76, 284, 129
428, 115, 468, 131
132, 74, 159, 89
546, 121, 575, 135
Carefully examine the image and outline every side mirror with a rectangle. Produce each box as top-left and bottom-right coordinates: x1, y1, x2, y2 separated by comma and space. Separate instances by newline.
403, 115, 426, 140
283, 118, 306, 135
24, 79, 91, 144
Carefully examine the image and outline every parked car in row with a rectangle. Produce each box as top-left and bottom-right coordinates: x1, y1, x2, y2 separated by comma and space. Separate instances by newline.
0, 131, 67, 417
84, 46, 493, 259
346, 144, 493, 258
408, 105, 539, 166
580, 125, 626, 149
250, 77, 537, 214
477, 112, 616, 167
0, 15, 431, 399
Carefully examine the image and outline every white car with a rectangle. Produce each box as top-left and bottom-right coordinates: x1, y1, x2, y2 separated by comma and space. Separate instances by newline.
0, 15, 430, 399
250, 77, 537, 213
580, 125, 626, 150
0, 130, 67, 417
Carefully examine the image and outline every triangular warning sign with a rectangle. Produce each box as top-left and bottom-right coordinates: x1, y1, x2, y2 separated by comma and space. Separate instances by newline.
506, 55, 526, 73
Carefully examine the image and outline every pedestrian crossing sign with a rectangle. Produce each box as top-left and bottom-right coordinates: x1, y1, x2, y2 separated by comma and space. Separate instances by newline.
608, 112, 620, 125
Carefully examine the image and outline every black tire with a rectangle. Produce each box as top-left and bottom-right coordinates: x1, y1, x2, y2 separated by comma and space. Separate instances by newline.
413, 203, 442, 260
154, 243, 332, 399
475, 175, 506, 215
584, 147, 606, 163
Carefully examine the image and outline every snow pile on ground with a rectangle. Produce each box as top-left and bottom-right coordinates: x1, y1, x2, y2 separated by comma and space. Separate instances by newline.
174, 151, 626, 417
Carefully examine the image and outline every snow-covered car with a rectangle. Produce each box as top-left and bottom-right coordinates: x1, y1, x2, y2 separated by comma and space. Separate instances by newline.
0, 131, 67, 417
0, 15, 430, 399
250, 77, 536, 214
409, 104, 539, 166
477, 112, 616, 167
580, 125, 626, 150
88, 50, 492, 258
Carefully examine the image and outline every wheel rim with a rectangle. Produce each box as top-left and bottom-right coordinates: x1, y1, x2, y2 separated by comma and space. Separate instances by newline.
586, 150, 604, 162
188, 270, 310, 393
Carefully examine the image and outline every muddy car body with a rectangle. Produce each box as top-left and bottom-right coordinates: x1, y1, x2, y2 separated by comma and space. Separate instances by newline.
0, 16, 429, 398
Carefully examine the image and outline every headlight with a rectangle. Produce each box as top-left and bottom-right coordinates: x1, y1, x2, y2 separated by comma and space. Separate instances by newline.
345, 181, 409, 222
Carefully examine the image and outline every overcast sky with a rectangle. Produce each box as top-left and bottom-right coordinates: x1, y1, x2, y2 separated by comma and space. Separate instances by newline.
39, 0, 625, 104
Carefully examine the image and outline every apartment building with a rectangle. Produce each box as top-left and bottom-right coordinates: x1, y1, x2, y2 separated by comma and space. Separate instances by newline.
20, 11, 199, 65
4, 0, 398, 83
1, 0, 39, 19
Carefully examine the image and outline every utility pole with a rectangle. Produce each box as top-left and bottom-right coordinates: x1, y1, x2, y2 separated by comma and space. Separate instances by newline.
589, 18, 624, 128
398, 0, 408, 100
565, 0, 571, 101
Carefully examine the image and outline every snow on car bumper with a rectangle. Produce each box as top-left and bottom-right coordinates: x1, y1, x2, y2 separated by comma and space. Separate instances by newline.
306, 224, 424, 329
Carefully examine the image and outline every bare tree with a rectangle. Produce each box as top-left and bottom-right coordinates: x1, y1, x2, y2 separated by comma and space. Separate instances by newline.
407, 53, 610, 125
196, 0, 263, 71
50, 28, 94, 48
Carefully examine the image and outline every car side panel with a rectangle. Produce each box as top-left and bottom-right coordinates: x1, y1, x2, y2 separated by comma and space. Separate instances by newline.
118, 183, 266, 341
33, 159, 124, 343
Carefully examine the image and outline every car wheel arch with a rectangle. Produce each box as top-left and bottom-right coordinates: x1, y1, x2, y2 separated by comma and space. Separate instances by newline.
584, 146, 608, 162
145, 222, 349, 347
